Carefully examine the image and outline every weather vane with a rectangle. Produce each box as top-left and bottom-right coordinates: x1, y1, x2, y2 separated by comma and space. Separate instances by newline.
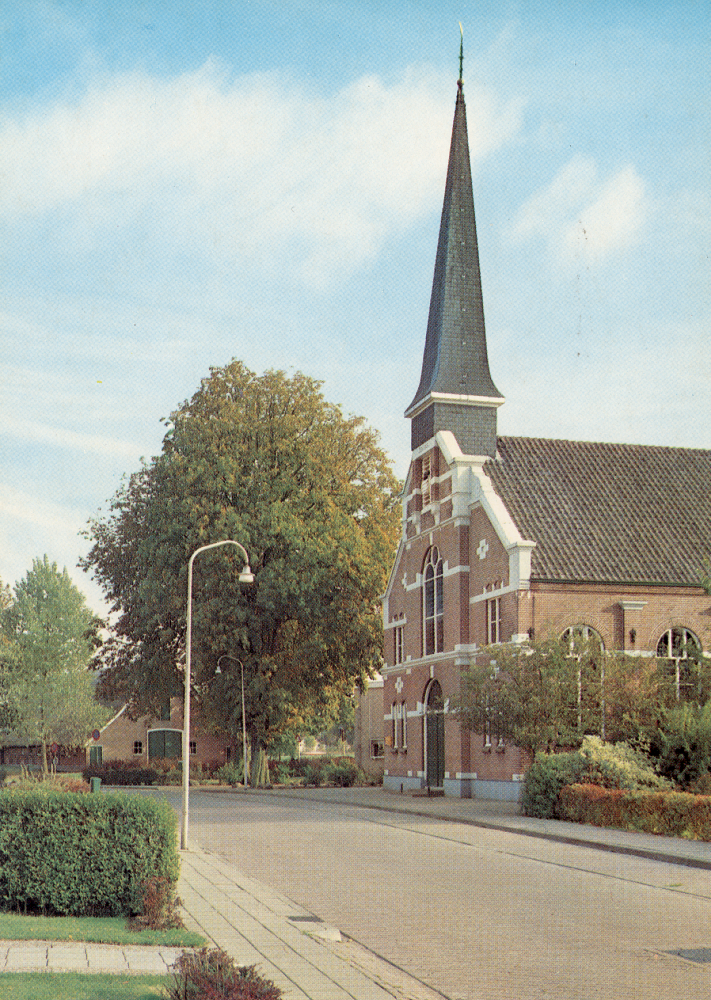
458, 23, 464, 82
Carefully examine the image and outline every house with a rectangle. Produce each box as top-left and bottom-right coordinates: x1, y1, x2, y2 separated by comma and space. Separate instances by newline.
353, 674, 385, 780
86, 697, 236, 769
380, 72, 711, 800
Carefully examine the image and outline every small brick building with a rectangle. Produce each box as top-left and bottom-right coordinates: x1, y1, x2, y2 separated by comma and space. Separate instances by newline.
86, 697, 235, 769
381, 74, 711, 800
353, 674, 385, 780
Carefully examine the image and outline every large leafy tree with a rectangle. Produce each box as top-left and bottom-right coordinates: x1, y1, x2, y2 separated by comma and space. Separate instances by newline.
0, 556, 107, 771
82, 362, 401, 757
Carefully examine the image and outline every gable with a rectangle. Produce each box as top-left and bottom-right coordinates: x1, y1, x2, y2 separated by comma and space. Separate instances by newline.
485, 437, 711, 586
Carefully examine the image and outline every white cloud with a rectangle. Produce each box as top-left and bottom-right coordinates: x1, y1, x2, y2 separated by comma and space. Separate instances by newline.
562, 166, 646, 262
0, 484, 82, 537
0, 62, 521, 287
1, 415, 143, 460
0, 485, 105, 613
512, 157, 647, 265
512, 154, 598, 240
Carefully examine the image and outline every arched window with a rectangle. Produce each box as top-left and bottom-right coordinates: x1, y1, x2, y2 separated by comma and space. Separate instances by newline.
423, 547, 444, 656
401, 701, 408, 750
656, 627, 701, 702
561, 624, 604, 654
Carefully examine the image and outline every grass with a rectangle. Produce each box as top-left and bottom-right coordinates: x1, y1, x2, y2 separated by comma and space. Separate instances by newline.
0, 913, 204, 948
0, 972, 168, 999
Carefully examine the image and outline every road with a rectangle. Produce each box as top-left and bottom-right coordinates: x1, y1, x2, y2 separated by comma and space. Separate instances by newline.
161, 789, 711, 999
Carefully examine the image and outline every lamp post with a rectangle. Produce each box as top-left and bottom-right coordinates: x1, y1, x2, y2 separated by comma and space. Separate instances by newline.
217, 655, 249, 788
182, 539, 253, 851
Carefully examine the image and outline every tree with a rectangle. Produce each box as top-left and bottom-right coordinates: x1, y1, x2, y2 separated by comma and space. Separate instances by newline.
0, 556, 108, 772
455, 639, 584, 755
82, 362, 401, 765
456, 634, 711, 756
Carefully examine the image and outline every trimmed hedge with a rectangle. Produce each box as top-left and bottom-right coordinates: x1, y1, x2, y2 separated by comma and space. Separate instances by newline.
83, 764, 159, 786
559, 783, 711, 840
0, 789, 179, 916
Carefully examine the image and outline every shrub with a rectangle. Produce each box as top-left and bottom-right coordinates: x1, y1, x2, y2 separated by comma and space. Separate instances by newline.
8, 771, 90, 794
303, 763, 323, 787
649, 703, 711, 788
0, 789, 179, 916
690, 772, 711, 795
271, 763, 291, 785
580, 736, 668, 790
520, 751, 589, 818
128, 875, 184, 931
325, 759, 363, 787
559, 784, 711, 840
215, 761, 245, 786
521, 737, 668, 819
166, 948, 282, 999
83, 762, 159, 786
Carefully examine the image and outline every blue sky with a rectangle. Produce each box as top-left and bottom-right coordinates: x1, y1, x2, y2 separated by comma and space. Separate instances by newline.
1, 1, 709, 613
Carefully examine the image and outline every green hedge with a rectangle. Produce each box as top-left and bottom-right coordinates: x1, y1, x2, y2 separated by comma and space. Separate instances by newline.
0, 789, 179, 916
83, 764, 159, 786
520, 751, 590, 818
559, 783, 711, 840
520, 738, 669, 819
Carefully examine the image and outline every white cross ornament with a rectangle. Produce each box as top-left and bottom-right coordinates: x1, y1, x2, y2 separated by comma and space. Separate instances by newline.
477, 538, 489, 561
395, 676, 404, 694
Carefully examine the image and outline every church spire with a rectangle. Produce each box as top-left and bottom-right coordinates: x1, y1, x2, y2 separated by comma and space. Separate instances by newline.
405, 42, 503, 457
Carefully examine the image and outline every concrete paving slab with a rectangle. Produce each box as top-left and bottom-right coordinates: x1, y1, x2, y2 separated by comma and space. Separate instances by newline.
123, 945, 173, 972
46, 943, 89, 970
6, 942, 49, 970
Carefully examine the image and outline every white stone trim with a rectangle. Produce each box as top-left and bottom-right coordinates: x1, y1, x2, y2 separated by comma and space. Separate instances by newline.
405, 392, 505, 420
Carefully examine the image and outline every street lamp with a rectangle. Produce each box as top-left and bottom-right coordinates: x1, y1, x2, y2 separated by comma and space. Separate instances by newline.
182, 539, 253, 851
217, 655, 249, 789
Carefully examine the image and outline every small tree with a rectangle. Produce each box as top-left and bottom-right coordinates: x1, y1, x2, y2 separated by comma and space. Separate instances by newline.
455, 639, 583, 755
0, 556, 108, 772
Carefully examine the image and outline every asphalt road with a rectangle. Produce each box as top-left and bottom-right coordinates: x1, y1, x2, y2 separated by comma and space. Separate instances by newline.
159, 789, 711, 999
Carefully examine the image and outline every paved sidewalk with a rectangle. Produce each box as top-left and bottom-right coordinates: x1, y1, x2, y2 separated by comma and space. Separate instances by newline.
177, 846, 442, 1000
0, 938, 183, 973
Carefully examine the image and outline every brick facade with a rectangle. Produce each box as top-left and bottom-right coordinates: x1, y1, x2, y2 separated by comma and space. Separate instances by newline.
380, 74, 711, 800
382, 435, 711, 799
86, 697, 236, 769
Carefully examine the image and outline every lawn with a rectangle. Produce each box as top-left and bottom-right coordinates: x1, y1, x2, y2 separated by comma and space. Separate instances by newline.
0, 972, 168, 999
0, 913, 204, 947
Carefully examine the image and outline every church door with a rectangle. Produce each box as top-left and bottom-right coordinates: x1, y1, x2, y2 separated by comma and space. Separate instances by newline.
425, 680, 445, 789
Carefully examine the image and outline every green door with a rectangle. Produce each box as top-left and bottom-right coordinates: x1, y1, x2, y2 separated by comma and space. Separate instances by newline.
425, 681, 445, 788
148, 729, 182, 760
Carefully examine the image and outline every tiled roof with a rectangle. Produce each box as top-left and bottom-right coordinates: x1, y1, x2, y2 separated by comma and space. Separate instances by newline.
484, 436, 711, 586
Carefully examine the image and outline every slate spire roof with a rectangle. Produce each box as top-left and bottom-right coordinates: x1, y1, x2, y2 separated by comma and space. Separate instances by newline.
485, 437, 711, 587
406, 77, 503, 418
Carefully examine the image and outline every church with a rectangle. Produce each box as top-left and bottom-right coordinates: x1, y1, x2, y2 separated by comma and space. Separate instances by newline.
380, 68, 711, 800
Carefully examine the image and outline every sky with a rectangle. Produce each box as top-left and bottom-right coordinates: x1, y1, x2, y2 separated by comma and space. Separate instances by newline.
1, 0, 709, 614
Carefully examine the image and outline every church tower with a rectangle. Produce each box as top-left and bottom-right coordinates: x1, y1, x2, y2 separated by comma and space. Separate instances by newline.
405, 56, 503, 457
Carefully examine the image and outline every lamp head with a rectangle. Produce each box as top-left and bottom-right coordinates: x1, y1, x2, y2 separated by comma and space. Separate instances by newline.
238, 565, 255, 584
